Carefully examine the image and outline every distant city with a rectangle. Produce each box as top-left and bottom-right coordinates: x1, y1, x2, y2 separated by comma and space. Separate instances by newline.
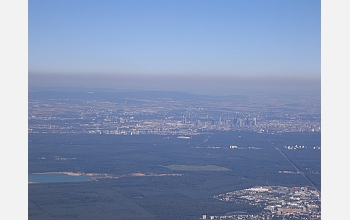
28, 91, 321, 136
28, 90, 321, 220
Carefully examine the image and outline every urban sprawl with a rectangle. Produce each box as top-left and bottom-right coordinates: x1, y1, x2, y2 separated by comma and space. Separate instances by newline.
28, 94, 320, 135
201, 185, 320, 220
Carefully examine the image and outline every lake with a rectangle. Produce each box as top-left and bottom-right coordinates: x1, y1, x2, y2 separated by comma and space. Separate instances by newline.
28, 173, 91, 183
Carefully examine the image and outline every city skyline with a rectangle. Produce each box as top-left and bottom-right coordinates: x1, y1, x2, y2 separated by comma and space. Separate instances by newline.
4, 0, 348, 219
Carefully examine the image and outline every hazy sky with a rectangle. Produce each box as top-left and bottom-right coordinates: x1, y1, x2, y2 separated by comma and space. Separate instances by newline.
28, 0, 320, 94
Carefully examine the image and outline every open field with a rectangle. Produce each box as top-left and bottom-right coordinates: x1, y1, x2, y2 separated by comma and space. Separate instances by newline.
165, 165, 230, 171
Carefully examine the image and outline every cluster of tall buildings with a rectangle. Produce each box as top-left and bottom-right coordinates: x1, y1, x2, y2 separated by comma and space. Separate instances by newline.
182, 116, 257, 127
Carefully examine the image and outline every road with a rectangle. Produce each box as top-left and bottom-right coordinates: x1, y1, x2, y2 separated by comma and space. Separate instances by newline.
266, 138, 321, 194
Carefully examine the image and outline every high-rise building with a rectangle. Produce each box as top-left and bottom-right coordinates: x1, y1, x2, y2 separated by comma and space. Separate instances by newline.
252, 117, 257, 126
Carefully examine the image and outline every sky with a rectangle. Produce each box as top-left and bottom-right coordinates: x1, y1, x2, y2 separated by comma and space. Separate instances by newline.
2, 1, 350, 219
28, 0, 321, 94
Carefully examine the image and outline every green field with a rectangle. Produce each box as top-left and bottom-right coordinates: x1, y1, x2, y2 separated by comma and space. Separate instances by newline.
165, 165, 230, 171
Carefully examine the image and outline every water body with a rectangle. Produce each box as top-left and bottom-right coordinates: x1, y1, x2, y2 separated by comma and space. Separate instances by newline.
28, 173, 90, 183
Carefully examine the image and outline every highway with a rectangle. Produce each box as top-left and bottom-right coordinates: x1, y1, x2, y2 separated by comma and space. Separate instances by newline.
265, 137, 321, 194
